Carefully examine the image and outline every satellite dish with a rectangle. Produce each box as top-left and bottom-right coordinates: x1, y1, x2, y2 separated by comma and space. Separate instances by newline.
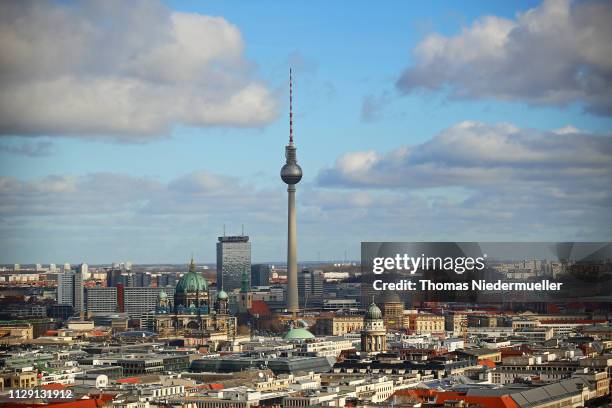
258, 372, 264, 378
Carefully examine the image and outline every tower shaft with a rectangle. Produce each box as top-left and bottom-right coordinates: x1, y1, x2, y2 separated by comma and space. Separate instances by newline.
287, 183, 298, 313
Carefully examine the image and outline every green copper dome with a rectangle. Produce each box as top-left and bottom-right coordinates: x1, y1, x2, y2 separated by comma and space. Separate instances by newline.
217, 289, 228, 300
283, 327, 315, 340
175, 258, 208, 293
365, 302, 382, 319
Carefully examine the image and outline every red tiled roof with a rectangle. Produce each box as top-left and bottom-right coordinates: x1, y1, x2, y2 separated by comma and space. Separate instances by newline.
435, 392, 519, 408
394, 389, 437, 401
478, 359, 496, 368
4, 397, 112, 408
249, 300, 271, 317
41, 383, 69, 390
395, 389, 519, 408
116, 377, 141, 384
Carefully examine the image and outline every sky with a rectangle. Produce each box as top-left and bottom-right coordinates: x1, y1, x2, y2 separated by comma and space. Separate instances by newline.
0, 0, 611, 264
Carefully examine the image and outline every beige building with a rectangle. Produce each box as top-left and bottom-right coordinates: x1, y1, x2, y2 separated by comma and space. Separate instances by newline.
405, 313, 445, 334
0, 371, 38, 390
315, 315, 364, 336
0, 324, 34, 343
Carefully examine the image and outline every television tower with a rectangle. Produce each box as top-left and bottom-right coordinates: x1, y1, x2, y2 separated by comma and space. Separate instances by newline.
281, 68, 302, 314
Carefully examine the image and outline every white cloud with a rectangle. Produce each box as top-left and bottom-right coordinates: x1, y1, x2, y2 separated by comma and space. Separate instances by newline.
397, 0, 612, 115
319, 121, 612, 188
0, 1, 278, 140
318, 121, 612, 240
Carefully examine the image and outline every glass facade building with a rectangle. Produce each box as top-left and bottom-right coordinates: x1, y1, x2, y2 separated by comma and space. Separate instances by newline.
298, 269, 324, 308
251, 264, 271, 287
216, 235, 251, 292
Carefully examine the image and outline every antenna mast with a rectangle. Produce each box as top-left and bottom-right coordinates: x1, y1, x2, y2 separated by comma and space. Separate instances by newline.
289, 68, 294, 145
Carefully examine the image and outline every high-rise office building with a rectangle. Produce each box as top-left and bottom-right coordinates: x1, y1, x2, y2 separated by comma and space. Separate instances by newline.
297, 269, 323, 309
107, 268, 123, 287
216, 235, 251, 292
63, 263, 71, 273
251, 264, 271, 287
57, 271, 83, 316
134, 271, 152, 287
124, 287, 175, 321
77, 263, 88, 279
85, 287, 117, 314
156, 273, 177, 288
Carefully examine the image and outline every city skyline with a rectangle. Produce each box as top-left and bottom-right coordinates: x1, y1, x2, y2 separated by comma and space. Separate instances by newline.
0, 3, 611, 407
1, 0, 612, 264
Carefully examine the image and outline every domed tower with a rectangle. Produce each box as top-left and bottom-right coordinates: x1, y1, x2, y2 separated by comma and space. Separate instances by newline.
361, 300, 387, 354
157, 289, 170, 311
215, 289, 229, 315
281, 68, 302, 315
174, 257, 209, 312
159, 289, 167, 304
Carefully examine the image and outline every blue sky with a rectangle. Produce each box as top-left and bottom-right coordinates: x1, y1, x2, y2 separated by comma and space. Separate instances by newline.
0, 0, 611, 264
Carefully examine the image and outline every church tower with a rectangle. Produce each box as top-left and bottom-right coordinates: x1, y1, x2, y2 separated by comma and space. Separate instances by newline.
361, 300, 387, 354
215, 289, 230, 315
238, 267, 253, 314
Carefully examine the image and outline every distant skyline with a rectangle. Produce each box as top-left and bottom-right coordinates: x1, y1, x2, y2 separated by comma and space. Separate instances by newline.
1, 0, 611, 263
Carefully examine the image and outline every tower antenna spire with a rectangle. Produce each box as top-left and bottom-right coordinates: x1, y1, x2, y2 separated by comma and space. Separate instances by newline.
289, 68, 294, 145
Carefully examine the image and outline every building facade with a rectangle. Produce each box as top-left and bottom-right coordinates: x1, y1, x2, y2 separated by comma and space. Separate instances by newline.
315, 315, 364, 336
85, 286, 117, 315
57, 271, 84, 316
124, 286, 175, 321
297, 269, 323, 309
405, 312, 445, 334
216, 235, 251, 292
251, 264, 271, 286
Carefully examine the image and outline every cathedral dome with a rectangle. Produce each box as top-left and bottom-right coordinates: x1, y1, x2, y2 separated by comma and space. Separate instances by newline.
176, 258, 208, 293
283, 327, 315, 340
176, 272, 208, 293
365, 302, 382, 319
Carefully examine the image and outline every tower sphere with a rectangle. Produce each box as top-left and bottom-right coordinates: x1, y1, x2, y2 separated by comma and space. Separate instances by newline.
281, 162, 302, 185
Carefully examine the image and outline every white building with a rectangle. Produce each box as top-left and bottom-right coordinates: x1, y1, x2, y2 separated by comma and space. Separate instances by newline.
85, 286, 117, 314
57, 271, 84, 316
